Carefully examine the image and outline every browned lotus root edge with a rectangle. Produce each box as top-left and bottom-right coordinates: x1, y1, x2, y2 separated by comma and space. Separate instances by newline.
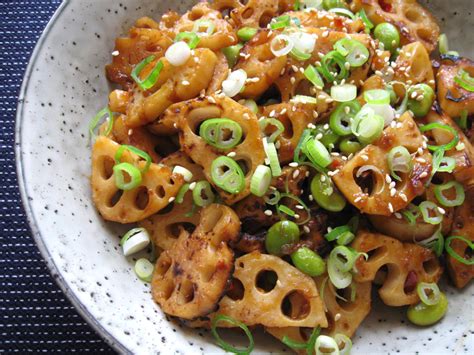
91, 136, 184, 223
152, 204, 240, 320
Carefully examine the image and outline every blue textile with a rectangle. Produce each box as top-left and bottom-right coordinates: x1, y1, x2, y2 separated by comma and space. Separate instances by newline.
0, 1, 113, 352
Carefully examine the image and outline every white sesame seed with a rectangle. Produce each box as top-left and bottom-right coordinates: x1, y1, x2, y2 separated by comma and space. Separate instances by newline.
420, 171, 428, 178
388, 203, 394, 213
385, 174, 392, 184
456, 142, 465, 151
400, 193, 407, 202
128, 129, 133, 136
227, 151, 236, 157
294, 214, 300, 219
295, 204, 304, 210
293, 170, 300, 179
438, 207, 446, 215
362, 155, 369, 161
182, 80, 190, 86
289, 162, 299, 167
394, 212, 402, 219
417, 147, 424, 155
354, 196, 362, 203
316, 133, 323, 140
334, 313, 341, 321
389, 181, 396, 189
208, 96, 216, 104
290, 77, 296, 84
168, 197, 175, 203
303, 226, 310, 233
390, 188, 397, 197
309, 195, 314, 201
323, 124, 329, 130
112, 50, 119, 56
264, 209, 273, 216
189, 182, 196, 190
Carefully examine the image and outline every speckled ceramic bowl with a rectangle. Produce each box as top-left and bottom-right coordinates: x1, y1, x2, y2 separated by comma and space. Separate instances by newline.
15, 0, 474, 354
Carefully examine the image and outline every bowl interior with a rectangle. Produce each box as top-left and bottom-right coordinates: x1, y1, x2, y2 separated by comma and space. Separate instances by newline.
16, 0, 473, 353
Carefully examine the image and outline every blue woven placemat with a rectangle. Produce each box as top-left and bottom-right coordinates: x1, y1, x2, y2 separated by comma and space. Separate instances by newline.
0, 1, 114, 352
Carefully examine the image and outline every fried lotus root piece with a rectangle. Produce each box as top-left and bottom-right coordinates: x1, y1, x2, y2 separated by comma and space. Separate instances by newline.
152, 204, 240, 319
437, 56, 474, 118
352, 0, 439, 52
262, 103, 328, 163
218, 252, 327, 328
394, 42, 435, 87
447, 188, 474, 289
235, 30, 287, 98
125, 48, 218, 128
91, 137, 184, 223
167, 95, 265, 204
288, 10, 365, 33
351, 230, 442, 306
333, 112, 432, 215
106, 20, 173, 89
425, 110, 474, 190
139, 152, 206, 251
172, 2, 237, 51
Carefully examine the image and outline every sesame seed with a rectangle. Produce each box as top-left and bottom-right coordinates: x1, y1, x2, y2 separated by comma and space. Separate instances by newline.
335, 313, 341, 321
189, 182, 196, 190
438, 207, 446, 215
456, 142, 465, 151
354, 196, 362, 203
208, 96, 216, 104
309, 195, 314, 201
290, 77, 296, 84
243, 113, 250, 120
289, 162, 299, 167
194, 57, 200, 63
388, 203, 394, 213
227, 151, 236, 157
280, 108, 287, 115
394, 212, 402, 219
270, 110, 276, 117
323, 124, 329, 130
416, 158, 426, 163
322, 31, 329, 37
420, 171, 428, 178
112, 50, 119, 56
292, 65, 299, 72
400, 193, 407, 202
294, 214, 300, 219
168, 197, 175, 203
182, 80, 190, 86
344, 106, 351, 114
389, 181, 396, 189
390, 188, 397, 197
303, 226, 310, 233
128, 129, 133, 136
316, 133, 323, 140
264, 210, 273, 216
295, 204, 304, 210
293, 170, 300, 179
417, 147, 424, 155
362, 155, 369, 161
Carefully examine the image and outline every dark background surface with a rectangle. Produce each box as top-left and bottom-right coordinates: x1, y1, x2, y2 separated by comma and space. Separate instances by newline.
0, 1, 114, 352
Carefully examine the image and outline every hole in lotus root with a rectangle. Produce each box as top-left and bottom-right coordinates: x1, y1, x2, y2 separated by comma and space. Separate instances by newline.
236, 158, 251, 177
242, 7, 254, 19
154, 136, 180, 158
177, 279, 195, 304
377, 0, 394, 12
108, 190, 123, 207
335, 286, 357, 311
277, 115, 294, 140
257, 85, 282, 106
353, 168, 376, 196
227, 278, 245, 300
156, 254, 172, 276
135, 187, 149, 210
416, 28, 433, 43
256, 269, 278, 293
168, 223, 196, 239
101, 156, 115, 180
162, 279, 176, 301
403, 270, 418, 294
281, 291, 311, 320
374, 265, 388, 285
240, 0, 250, 5
366, 245, 388, 261
404, 8, 421, 22
422, 257, 439, 275
156, 185, 166, 198
259, 11, 273, 28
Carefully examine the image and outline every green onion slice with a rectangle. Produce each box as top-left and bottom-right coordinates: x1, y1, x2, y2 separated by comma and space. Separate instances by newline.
89, 107, 114, 137
192, 19, 216, 36
264, 189, 281, 205
278, 193, 311, 225
419, 201, 443, 225
113, 162, 142, 190
211, 315, 254, 355
294, 129, 313, 162
315, 335, 340, 355
357, 9, 374, 33
263, 139, 282, 176
192, 181, 215, 207
417, 282, 441, 306
454, 69, 474, 92
250, 165, 272, 197
351, 106, 384, 144
329, 8, 355, 19
431, 149, 456, 177
418, 227, 444, 257
456, 109, 468, 130
270, 15, 291, 30
120, 227, 148, 247
291, 95, 318, 104
330, 245, 357, 272
438, 34, 449, 55
317, 50, 348, 82
325, 225, 351, 241
121, 227, 150, 256
211, 156, 246, 194
259, 118, 285, 143
387, 146, 412, 181
278, 204, 296, 217
364, 89, 391, 105
434, 181, 465, 207
331, 84, 357, 102
175, 183, 190, 204
290, 47, 312, 61
303, 138, 332, 168
445, 236, 474, 265
237, 27, 257, 42
282, 327, 321, 353
330, 100, 361, 136
401, 204, 420, 225
174, 31, 200, 49
335, 334, 352, 355
199, 118, 243, 150
115, 145, 152, 173
305, 64, 325, 89
131, 55, 164, 91
134, 258, 154, 282
419, 123, 459, 151
334, 38, 369, 68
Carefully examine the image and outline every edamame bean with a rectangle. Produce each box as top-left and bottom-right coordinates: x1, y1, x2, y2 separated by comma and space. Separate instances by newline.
374, 23, 400, 52
265, 220, 300, 256
291, 247, 326, 276
310, 174, 347, 212
407, 292, 448, 326
407, 84, 435, 118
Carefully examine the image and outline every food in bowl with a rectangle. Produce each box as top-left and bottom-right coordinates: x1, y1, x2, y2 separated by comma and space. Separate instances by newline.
89, 0, 473, 353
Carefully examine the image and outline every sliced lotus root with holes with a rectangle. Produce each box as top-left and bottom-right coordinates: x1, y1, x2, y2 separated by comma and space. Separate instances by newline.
172, 2, 237, 51
265, 327, 311, 355
288, 10, 365, 33
447, 189, 474, 289
332, 112, 432, 216
234, 30, 287, 99
152, 204, 240, 319
315, 276, 372, 338
351, 0, 439, 52
262, 102, 330, 163
106, 23, 173, 90
139, 151, 206, 251
164, 95, 265, 204
218, 252, 328, 328
393, 42, 435, 87
437, 56, 474, 118
425, 110, 474, 190
100, 114, 162, 163
206, 51, 230, 95
91, 136, 184, 223
125, 48, 218, 128
351, 230, 442, 306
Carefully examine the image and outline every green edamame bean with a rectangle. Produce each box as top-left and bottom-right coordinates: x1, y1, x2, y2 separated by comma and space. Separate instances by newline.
407, 84, 435, 118
222, 44, 244, 67
407, 292, 448, 326
310, 173, 346, 212
374, 23, 400, 52
265, 220, 300, 256
339, 136, 362, 154
237, 27, 257, 42
291, 247, 326, 277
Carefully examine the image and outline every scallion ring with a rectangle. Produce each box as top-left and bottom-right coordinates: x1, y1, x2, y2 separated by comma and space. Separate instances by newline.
175, 183, 190, 204
445, 236, 474, 265
454, 68, 474, 92
250, 165, 272, 197
131, 55, 164, 91
211, 156, 246, 194
334, 334, 352, 355
419, 201, 443, 225
351, 106, 384, 144
264, 189, 281, 205
419, 123, 459, 152
357, 9, 374, 33
199, 118, 243, 149
329, 7, 355, 19
330, 100, 361, 136
290, 95, 318, 104
325, 225, 351, 242
417, 282, 441, 306
270, 34, 294, 57
192, 19, 216, 36
211, 315, 254, 355
174, 31, 200, 49
263, 138, 282, 176
456, 109, 468, 130
438, 34, 449, 55
330, 245, 357, 272
113, 162, 142, 191
270, 15, 291, 30
305, 64, 325, 89
387, 146, 412, 181
317, 50, 348, 82
315, 335, 340, 355
282, 327, 321, 353
294, 129, 313, 162
418, 227, 444, 257
259, 118, 285, 143
431, 149, 455, 176
291, 47, 312, 61
303, 137, 332, 168
331, 84, 357, 102
434, 181, 465, 207
364, 89, 391, 105
328, 257, 352, 289
115, 145, 152, 173
237, 27, 257, 42
334, 38, 369, 68
134, 258, 154, 282
89, 107, 114, 137
192, 181, 215, 206
120, 228, 150, 256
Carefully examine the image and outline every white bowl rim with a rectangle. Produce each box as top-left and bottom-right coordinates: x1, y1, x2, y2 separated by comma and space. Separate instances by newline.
14, 1, 127, 353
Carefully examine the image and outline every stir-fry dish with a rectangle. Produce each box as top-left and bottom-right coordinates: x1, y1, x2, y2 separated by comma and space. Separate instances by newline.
89, 0, 474, 353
